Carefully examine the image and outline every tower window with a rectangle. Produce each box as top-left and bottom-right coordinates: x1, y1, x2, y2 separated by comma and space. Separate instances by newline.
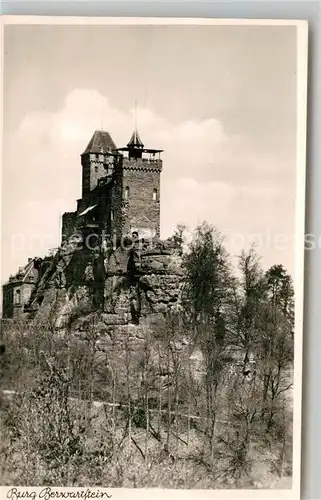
124, 186, 130, 200
111, 210, 114, 222
153, 188, 157, 201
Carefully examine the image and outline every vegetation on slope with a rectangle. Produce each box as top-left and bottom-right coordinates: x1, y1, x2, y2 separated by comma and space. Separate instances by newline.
0, 222, 294, 488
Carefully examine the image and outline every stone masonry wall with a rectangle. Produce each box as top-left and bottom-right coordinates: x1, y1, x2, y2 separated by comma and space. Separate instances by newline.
81, 154, 91, 198
110, 166, 124, 242
121, 160, 162, 238
81, 153, 108, 197
62, 211, 78, 243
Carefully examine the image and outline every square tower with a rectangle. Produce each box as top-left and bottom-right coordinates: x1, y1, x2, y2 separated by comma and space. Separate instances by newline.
116, 130, 163, 240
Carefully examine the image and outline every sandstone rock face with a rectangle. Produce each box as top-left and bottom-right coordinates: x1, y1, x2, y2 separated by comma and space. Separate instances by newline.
25, 238, 183, 337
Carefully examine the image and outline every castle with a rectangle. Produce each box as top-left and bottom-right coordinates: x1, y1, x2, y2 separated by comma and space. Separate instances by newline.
63, 128, 163, 246
2, 128, 164, 319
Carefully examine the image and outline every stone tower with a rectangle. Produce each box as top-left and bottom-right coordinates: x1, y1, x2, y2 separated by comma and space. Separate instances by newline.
116, 129, 163, 240
61, 128, 163, 247
81, 130, 117, 197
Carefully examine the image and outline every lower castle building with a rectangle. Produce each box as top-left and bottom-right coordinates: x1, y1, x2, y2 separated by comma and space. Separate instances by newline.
2, 128, 164, 319
2, 258, 43, 319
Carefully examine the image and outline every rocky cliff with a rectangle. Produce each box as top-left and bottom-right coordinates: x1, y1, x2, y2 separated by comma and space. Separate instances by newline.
25, 236, 184, 341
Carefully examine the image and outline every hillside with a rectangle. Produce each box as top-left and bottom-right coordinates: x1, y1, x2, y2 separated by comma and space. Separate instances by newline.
0, 224, 294, 488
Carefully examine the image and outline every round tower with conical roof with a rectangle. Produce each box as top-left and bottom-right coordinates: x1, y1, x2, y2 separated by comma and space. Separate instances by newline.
81, 130, 117, 197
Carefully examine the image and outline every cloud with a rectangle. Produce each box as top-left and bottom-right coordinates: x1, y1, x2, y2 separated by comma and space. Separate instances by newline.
2, 88, 295, 280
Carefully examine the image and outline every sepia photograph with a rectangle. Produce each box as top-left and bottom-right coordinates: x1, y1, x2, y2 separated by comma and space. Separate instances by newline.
0, 17, 307, 498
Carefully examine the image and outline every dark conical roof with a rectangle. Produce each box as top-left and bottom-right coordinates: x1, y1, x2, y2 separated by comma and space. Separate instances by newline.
127, 129, 144, 149
83, 130, 117, 155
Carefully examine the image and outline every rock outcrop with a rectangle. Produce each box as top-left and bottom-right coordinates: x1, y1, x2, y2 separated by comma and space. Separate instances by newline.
24, 237, 183, 338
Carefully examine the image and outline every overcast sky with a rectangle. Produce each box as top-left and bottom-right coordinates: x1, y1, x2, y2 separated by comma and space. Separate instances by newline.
2, 24, 298, 282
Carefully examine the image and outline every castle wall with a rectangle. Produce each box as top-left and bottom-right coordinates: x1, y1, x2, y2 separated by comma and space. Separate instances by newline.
2, 281, 35, 318
110, 165, 124, 242
2, 284, 14, 318
81, 155, 91, 198
81, 153, 115, 198
62, 211, 78, 243
20, 283, 35, 312
77, 198, 87, 214
91, 189, 112, 238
